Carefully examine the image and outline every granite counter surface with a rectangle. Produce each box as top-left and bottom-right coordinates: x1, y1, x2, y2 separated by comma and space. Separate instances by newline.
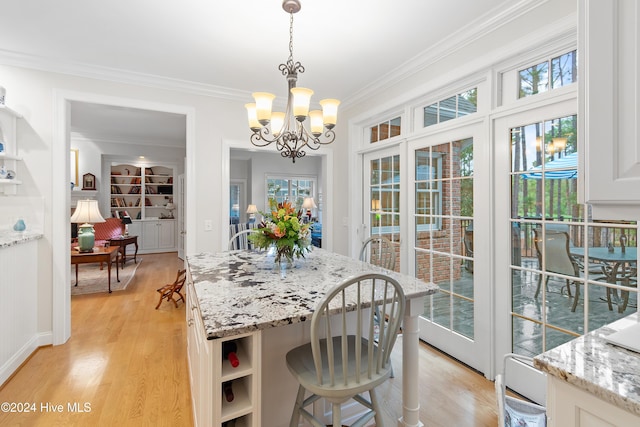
534, 313, 640, 416
0, 230, 43, 248
186, 248, 437, 340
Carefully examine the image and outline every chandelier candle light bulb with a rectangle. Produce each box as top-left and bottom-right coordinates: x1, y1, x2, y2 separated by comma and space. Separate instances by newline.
246, 0, 340, 163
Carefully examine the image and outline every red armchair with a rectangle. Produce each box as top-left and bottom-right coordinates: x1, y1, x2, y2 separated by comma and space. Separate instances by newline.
72, 217, 124, 249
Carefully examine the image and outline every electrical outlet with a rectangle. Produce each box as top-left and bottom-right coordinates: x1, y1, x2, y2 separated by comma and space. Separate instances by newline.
204, 220, 212, 231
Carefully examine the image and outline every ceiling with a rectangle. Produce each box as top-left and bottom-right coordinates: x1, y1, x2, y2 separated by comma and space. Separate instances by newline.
0, 0, 517, 143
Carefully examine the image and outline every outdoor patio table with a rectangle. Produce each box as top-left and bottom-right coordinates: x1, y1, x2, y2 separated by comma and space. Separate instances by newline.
570, 246, 637, 312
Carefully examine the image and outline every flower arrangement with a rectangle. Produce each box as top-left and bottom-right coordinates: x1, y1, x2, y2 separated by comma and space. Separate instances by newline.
248, 199, 312, 264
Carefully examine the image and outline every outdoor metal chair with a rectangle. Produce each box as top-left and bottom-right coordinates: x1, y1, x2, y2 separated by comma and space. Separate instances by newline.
533, 229, 581, 311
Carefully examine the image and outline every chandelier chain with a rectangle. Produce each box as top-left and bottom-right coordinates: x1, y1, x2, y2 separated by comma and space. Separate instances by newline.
288, 10, 294, 64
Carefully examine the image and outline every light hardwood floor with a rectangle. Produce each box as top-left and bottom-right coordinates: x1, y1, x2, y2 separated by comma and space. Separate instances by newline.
0, 252, 501, 427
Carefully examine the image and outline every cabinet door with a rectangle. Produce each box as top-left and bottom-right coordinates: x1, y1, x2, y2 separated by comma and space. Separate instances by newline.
579, 0, 640, 216
142, 221, 159, 250
127, 221, 142, 239
186, 283, 212, 427
158, 220, 175, 249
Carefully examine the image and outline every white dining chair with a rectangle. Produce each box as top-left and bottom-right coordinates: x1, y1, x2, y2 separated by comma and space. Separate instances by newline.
228, 229, 254, 250
359, 235, 396, 271
286, 272, 405, 427
359, 235, 398, 377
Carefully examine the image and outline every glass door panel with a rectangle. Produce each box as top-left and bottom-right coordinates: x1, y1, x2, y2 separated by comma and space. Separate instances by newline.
415, 133, 487, 373
497, 104, 637, 402
366, 153, 401, 256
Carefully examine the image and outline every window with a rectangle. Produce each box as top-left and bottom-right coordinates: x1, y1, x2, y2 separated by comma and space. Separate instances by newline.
230, 183, 240, 222
518, 50, 577, 98
266, 176, 315, 207
369, 155, 400, 237
423, 88, 477, 128
370, 117, 401, 143
415, 150, 442, 230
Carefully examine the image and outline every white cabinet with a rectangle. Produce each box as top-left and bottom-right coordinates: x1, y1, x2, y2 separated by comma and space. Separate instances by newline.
105, 158, 177, 254
186, 277, 261, 426
0, 239, 39, 386
140, 219, 175, 253
0, 106, 23, 196
546, 377, 639, 427
579, 0, 640, 219
187, 281, 212, 427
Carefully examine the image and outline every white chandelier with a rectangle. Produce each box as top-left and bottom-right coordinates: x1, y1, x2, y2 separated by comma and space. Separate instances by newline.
245, 0, 340, 163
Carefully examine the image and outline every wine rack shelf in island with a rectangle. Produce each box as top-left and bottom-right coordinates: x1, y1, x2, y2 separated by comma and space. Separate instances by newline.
215, 333, 260, 425
186, 279, 261, 427
109, 164, 174, 220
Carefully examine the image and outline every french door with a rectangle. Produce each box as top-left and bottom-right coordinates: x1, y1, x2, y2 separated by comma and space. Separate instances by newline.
411, 123, 490, 374
494, 99, 577, 402
363, 148, 401, 269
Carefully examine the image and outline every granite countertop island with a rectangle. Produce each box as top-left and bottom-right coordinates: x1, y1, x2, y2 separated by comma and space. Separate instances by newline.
186, 247, 437, 426
186, 247, 437, 340
534, 313, 640, 417
0, 230, 43, 248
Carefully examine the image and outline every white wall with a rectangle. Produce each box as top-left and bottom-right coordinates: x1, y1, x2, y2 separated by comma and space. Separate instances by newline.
0, 64, 248, 339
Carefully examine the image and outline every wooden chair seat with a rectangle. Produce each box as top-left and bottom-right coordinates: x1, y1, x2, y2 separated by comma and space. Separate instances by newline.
155, 269, 187, 309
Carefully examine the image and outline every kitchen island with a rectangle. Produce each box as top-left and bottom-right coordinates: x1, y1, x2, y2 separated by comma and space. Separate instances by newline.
534, 313, 640, 426
186, 248, 437, 427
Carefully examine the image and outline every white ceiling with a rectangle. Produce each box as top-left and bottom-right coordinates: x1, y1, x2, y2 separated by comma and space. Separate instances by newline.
0, 0, 519, 143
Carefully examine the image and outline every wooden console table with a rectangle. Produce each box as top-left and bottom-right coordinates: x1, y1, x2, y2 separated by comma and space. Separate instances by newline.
71, 246, 120, 293
109, 235, 138, 268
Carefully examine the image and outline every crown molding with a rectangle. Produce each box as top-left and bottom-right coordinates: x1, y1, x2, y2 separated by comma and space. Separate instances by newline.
0, 48, 251, 102
344, 0, 558, 107
0, 0, 569, 110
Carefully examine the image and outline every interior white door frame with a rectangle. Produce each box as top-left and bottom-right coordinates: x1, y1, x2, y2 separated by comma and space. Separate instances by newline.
178, 172, 185, 260
221, 140, 333, 253
52, 89, 195, 345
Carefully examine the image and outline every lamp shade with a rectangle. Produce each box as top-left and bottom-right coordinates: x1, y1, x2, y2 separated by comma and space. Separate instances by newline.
70, 199, 106, 225
302, 197, 317, 210
319, 98, 340, 128
70, 199, 105, 252
246, 204, 258, 214
290, 87, 313, 119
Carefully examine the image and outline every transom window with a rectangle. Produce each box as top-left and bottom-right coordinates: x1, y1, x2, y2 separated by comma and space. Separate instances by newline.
370, 117, 401, 143
518, 50, 577, 98
423, 88, 477, 128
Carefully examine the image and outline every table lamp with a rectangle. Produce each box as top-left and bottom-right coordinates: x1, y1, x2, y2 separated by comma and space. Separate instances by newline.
70, 199, 106, 252
301, 197, 317, 222
121, 215, 133, 235
246, 204, 258, 223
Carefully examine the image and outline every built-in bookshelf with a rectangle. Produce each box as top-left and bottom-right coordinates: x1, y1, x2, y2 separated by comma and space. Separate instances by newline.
109, 163, 174, 220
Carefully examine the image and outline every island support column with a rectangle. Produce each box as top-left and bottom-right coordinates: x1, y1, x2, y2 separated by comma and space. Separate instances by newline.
399, 296, 424, 427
